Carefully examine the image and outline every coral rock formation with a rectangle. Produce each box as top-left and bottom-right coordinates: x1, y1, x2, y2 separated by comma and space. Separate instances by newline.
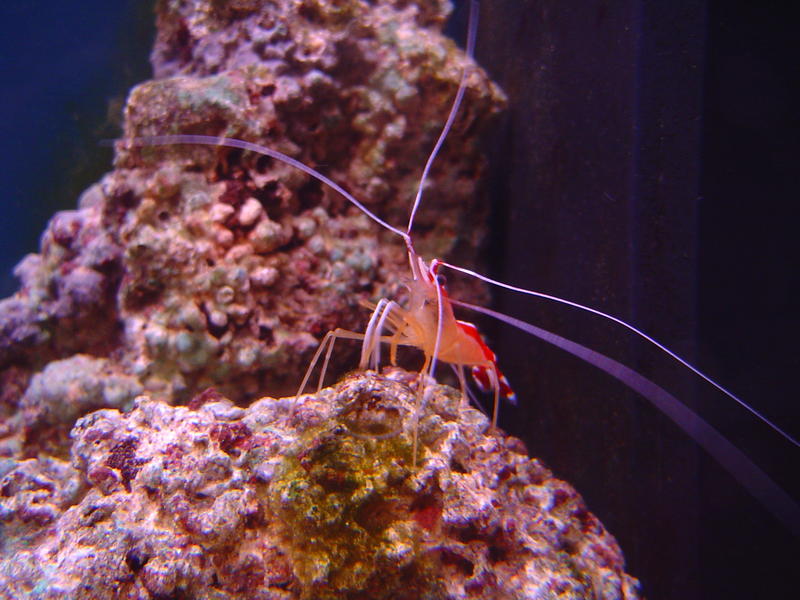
0, 1, 641, 598
0, 372, 640, 599
0, 0, 503, 458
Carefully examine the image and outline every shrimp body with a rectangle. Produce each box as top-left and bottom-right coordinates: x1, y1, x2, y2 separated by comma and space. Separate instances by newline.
362, 249, 515, 425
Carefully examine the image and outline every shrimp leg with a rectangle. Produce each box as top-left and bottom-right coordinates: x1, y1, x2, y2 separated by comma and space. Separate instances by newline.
295, 329, 366, 405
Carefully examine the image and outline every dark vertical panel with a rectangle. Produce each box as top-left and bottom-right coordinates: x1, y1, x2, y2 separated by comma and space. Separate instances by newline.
474, 1, 765, 598
698, 1, 799, 598
478, 0, 798, 596
630, 2, 704, 595
478, 3, 700, 597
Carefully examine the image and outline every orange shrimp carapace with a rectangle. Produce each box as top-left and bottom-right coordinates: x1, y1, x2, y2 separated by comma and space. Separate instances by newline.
294, 243, 516, 437
359, 249, 516, 422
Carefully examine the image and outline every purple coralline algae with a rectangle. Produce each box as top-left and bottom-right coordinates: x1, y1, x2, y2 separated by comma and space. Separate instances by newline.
0, 0, 641, 597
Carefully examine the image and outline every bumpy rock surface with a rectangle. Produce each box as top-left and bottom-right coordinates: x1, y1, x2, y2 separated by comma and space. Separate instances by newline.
0, 372, 640, 599
0, 0, 503, 458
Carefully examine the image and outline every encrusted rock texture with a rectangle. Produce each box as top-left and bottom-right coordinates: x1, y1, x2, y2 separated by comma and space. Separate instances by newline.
0, 0, 503, 451
0, 0, 641, 598
0, 372, 640, 599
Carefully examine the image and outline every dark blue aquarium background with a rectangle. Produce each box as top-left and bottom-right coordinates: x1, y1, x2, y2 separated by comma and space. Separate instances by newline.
1, 1, 797, 599
0, 1, 153, 296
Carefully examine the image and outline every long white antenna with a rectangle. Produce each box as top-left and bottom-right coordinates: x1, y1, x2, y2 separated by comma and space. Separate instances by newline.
125, 134, 412, 246
407, 0, 480, 235
454, 298, 800, 537
442, 260, 800, 449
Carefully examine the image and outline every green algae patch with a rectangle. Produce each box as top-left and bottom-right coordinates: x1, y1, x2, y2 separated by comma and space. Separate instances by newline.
268, 416, 444, 599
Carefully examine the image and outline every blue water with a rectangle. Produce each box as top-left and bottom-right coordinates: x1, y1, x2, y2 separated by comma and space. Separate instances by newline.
0, 1, 152, 296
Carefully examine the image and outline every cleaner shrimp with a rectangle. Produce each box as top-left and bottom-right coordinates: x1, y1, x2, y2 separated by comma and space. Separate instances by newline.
125, 0, 798, 595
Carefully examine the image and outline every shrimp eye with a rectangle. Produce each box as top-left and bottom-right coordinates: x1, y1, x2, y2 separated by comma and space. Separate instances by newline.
332, 424, 346, 435
435, 274, 448, 289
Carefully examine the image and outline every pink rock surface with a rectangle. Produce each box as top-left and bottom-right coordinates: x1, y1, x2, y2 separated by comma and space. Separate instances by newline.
0, 372, 640, 599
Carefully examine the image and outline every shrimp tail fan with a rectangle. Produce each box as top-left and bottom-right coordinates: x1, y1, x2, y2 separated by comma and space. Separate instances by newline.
453, 299, 800, 537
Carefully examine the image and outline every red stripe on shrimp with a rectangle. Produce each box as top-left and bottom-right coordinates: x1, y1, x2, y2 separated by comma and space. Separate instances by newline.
457, 320, 517, 404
